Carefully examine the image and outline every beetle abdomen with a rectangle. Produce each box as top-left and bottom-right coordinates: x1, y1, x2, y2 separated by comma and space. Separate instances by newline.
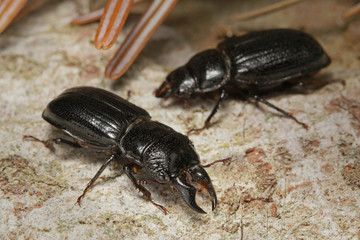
42, 87, 151, 149
218, 29, 331, 90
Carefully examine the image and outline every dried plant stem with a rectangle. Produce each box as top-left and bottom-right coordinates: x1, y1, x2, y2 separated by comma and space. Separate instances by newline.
342, 3, 360, 19
235, 0, 301, 20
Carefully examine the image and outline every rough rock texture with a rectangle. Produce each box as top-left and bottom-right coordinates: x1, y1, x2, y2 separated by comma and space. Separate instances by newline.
0, 0, 359, 239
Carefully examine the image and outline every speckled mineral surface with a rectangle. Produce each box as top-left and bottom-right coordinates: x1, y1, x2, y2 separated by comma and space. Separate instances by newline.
0, 0, 359, 239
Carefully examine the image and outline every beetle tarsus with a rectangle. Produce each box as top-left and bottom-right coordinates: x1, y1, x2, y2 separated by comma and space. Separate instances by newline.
152, 201, 169, 215
23, 135, 82, 151
202, 157, 232, 168
187, 126, 207, 136
136, 179, 166, 185
124, 164, 168, 214
75, 194, 84, 207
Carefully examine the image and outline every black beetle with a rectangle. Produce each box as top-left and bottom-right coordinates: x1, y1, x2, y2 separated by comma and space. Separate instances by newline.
155, 29, 331, 132
24, 86, 217, 214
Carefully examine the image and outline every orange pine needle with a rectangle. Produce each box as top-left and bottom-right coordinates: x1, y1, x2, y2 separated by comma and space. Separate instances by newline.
95, 0, 134, 50
0, 0, 28, 34
106, 0, 178, 79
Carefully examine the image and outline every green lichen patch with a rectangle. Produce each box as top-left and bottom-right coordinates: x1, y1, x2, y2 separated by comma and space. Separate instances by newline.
338, 133, 360, 160
89, 212, 169, 238
0, 55, 45, 80
0, 155, 67, 216
342, 163, 360, 188
326, 96, 360, 136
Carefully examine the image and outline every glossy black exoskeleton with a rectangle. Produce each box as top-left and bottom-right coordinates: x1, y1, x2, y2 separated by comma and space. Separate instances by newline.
156, 29, 331, 132
24, 86, 217, 214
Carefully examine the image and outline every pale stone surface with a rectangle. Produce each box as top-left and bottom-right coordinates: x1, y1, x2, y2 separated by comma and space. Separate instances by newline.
0, 0, 359, 239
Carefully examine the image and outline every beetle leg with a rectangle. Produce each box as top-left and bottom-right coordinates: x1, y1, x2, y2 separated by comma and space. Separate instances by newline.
23, 135, 82, 151
106, 0, 178, 79
251, 94, 308, 129
123, 164, 169, 214
75, 154, 116, 206
187, 89, 228, 135
202, 157, 232, 168
136, 178, 166, 185
204, 89, 228, 128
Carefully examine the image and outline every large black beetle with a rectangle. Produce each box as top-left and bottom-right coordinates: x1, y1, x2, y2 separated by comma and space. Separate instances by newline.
24, 86, 217, 214
156, 29, 331, 132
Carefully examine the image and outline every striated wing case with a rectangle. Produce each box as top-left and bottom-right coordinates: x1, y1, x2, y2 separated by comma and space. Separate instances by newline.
218, 29, 331, 90
42, 87, 151, 150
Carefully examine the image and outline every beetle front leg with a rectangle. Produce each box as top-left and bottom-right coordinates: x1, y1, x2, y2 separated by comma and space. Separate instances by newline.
251, 95, 308, 129
76, 154, 117, 206
187, 89, 228, 135
202, 157, 232, 168
123, 164, 168, 214
23, 135, 82, 151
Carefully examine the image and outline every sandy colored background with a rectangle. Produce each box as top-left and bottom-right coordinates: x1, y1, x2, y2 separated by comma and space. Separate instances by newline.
0, 0, 359, 239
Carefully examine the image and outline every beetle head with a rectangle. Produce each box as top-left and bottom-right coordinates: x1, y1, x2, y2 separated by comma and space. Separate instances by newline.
165, 136, 217, 213
155, 66, 196, 99
142, 131, 217, 213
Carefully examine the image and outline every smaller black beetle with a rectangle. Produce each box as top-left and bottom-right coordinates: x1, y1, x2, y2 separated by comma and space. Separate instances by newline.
156, 29, 331, 132
24, 86, 217, 214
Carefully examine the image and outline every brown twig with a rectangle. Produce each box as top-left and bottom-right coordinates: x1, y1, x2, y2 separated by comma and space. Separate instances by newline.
342, 3, 360, 19
235, 0, 301, 20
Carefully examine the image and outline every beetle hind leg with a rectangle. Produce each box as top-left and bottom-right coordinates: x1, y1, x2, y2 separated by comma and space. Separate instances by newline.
123, 164, 168, 214
251, 95, 308, 129
187, 89, 228, 135
23, 135, 82, 151
76, 154, 116, 206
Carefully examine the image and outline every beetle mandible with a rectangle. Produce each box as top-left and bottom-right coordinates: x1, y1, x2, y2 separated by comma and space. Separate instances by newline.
155, 29, 331, 132
24, 86, 217, 214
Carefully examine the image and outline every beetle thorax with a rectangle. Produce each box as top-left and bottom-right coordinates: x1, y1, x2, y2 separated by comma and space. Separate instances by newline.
167, 66, 197, 98
183, 49, 231, 93
141, 133, 200, 182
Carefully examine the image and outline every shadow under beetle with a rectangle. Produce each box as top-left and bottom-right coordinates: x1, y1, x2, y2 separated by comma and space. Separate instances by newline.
155, 29, 331, 133
24, 86, 217, 214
